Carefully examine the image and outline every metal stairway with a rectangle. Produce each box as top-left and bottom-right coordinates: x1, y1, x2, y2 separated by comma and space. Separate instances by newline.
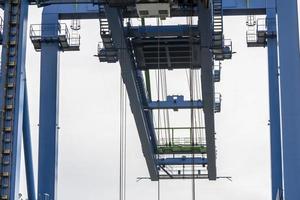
212, 0, 223, 56
0, 0, 22, 199
211, 0, 232, 61
98, 18, 118, 63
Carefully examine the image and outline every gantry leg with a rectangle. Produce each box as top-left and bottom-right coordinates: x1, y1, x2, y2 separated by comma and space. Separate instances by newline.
277, 0, 300, 199
198, 1, 217, 180
266, 1, 283, 199
37, 12, 60, 200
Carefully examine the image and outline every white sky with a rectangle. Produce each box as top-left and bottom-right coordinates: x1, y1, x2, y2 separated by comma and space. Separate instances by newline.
14, 2, 300, 200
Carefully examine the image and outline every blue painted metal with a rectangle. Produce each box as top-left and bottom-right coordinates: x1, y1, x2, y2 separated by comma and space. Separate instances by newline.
222, 0, 267, 15
0, 0, 29, 199
147, 96, 203, 110
35, 0, 267, 15
157, 157, 207, 166
23, 84, 36, 200
42, 4, 100, 20
266, 1, 283, 199
0, 0, 297, 196
37, 11, 60, 200
104, 5, 159, 180
276, 0, 300, 199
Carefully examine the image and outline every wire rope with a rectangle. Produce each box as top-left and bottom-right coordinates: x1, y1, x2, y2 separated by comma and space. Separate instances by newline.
119, 17, 128, 200
187, 14, 196, 200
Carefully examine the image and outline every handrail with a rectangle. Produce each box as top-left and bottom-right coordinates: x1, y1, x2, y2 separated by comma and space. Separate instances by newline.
29, 23, 80, 47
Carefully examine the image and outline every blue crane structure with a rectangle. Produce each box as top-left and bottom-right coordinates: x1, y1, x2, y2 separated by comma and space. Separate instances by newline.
0, 0, 298, 200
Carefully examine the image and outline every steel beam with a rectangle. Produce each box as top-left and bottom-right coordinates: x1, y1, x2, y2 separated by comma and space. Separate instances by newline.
198, 1, 217, 180
277, 0, 300, 199
104, 6, 158, 181
23, 84, 36, 200
0, 1, 29, 199
37, 2, 267, 20
265, 1, 283, 200
37, 11, 60, 200
147, 96, 203, 110
157, 157, 207, 165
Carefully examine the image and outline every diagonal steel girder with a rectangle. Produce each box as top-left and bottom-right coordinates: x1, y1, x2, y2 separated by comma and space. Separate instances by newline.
104, 5, 159, 180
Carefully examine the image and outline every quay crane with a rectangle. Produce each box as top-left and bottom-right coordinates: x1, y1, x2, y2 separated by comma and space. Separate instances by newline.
0, 0, 298, 200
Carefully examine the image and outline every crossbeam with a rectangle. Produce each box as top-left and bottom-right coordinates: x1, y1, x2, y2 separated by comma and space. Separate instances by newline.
157, 157, 207, 165
146, 96, 203, 110
1, 1, 267, 16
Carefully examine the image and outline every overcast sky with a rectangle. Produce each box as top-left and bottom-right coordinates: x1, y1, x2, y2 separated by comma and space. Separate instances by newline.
15, 2, 300, 200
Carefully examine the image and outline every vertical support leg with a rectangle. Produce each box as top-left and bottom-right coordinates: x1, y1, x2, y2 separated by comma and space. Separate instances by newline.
198, 1, 217, 180
23, 83, 36, 200
0, 1, 28, 199
277, 0, 300, 199
266, 1, 283, 199
37, 12, 60, 200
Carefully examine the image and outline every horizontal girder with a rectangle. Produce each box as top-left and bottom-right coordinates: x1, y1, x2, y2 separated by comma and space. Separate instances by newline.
157, 157, 207, 165
1, 1, 267, 16
146, 96, 203, 110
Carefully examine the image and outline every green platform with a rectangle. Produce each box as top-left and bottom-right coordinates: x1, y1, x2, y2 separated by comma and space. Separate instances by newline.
157, 145, 207, 154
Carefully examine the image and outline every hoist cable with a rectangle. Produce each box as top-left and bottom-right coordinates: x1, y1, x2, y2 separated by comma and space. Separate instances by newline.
187, 15, 196, 200
119, 18, 128, 200
156, 17, 161, 200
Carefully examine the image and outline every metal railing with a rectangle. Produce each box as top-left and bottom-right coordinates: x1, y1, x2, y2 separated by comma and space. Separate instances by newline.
256, 18, 267, 32
158, 137, 206, 146
155, 127, 206, 146
213, 62, 221, 82
246, 30, 257, 43
246, 18, 267, 45
214, 93, 222, 113
30, 23, 80, 47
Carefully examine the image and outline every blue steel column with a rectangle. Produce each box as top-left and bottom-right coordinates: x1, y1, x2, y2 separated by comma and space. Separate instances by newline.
266, 1, 283, 199
276, 0, 300, 199
0, 0, 28, 199
23, 84, 36, 200
37, 12, 60, 200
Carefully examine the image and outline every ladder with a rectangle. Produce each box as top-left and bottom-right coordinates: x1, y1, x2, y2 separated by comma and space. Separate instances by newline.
0, 0, 22, 199
212, 0, 223, 55
98, 16, 118, 63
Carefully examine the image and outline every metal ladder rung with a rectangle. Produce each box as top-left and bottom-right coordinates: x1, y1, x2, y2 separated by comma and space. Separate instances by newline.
4, 127, 12, 132
7, 73, 15, 78
6, 94, 14, 99
5, 105, 13, 110
3, 149, 11, 155
2, 160, 10, 165
2, 172, 10, 177
7, 83, 15, 88
9, 40, 16, 45
8, 61, 16, 67
3, 137, 11, 143
1, 183, 9, 188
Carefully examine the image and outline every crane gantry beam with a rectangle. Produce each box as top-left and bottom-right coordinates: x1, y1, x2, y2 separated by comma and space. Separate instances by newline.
0, 0, 268, 16
1, 1, 300, 200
